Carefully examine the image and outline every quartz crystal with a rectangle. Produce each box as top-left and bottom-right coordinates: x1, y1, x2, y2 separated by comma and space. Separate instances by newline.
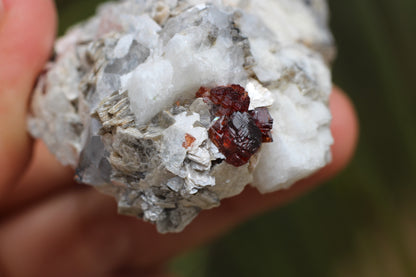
28, 0, 335, 233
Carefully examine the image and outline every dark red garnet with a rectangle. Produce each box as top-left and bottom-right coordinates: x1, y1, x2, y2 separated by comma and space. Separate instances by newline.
250, 107, 274, 143
209, 112, 262, 166
196, 85, 274, 167
196, 85, 250, 116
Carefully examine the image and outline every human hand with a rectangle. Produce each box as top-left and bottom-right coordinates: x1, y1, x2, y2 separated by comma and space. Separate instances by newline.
0, 0, 358, 276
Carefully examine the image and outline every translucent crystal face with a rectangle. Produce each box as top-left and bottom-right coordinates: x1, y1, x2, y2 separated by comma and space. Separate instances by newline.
249, 107, 274, 143
196, 85, 273, 166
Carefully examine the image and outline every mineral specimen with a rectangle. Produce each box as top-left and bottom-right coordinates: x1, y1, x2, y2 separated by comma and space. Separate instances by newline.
28, 0, 335, 233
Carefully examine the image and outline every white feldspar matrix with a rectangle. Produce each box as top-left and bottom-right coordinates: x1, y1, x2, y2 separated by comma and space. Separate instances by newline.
29, 0, 334, 233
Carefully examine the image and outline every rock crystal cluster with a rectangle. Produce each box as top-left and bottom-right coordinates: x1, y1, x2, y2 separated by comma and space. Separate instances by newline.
28, 0, 335, 233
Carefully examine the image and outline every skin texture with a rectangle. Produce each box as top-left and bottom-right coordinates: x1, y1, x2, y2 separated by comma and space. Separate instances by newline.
0, 0, 359, 276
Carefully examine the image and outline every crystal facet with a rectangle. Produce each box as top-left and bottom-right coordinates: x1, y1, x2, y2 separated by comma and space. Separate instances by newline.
250, 107, 274, 143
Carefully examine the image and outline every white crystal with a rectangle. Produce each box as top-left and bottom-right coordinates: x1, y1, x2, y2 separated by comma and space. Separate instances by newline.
113, 34, 134, 59
127, 58, 174, 126
245, 80, 274, 110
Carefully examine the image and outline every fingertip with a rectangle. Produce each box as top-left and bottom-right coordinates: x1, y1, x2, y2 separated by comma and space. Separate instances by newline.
327, 87, 359, 176
287, 87, 359, 185
0, 0, 57, 85
0, 0, 57, 194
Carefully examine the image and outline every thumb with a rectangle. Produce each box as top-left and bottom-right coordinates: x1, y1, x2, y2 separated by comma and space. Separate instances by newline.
0, 0, 56, 195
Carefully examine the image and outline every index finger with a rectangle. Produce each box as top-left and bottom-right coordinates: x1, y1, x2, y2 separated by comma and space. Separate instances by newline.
0, 0, 56, 197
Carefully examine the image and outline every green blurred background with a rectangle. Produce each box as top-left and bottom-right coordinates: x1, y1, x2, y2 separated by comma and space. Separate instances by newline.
55, 0, 416, 276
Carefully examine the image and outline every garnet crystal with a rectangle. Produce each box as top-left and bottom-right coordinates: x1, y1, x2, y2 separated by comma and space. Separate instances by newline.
196, 85, 273, 166
250, 107, 274, 143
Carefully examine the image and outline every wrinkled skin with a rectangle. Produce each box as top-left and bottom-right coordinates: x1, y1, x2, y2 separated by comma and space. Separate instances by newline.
0, 0, 358, 276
